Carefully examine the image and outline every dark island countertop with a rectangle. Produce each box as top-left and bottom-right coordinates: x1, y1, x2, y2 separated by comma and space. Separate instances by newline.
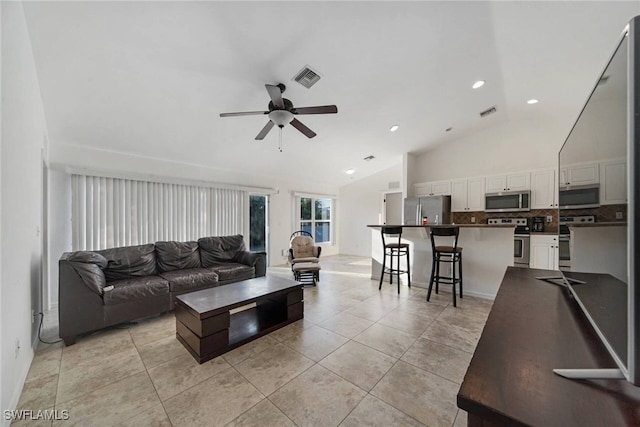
366, 224, 515, 228
457, 266, 640, 426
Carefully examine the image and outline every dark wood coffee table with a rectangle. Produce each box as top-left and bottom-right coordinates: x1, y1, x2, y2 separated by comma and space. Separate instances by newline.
175, 275, 303, 363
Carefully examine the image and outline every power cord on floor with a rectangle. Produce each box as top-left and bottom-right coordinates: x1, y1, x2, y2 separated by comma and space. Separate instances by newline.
35, 312, 62, 345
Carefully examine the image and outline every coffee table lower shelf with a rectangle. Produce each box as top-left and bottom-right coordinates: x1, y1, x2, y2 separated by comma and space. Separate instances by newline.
175, 282, 303, 364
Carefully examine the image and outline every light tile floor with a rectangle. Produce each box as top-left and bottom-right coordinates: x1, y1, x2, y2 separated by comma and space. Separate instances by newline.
17, 255, 493, 426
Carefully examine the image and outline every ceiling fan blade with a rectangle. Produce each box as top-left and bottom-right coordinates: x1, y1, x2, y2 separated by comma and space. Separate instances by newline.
290, 118, 317, 138
293, 105, 338, 115
265, 84, 285, 109
220, 111, 268, 117
255, 121, 275, 140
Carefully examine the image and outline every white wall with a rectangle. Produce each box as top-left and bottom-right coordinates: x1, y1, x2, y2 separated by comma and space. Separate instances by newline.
1, 1, 49, 422
48, 144, 340, 267
338, 164, 402, 257
411, 118, 567, 183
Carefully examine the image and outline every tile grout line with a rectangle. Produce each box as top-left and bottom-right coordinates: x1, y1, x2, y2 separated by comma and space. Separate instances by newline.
129, 328, 176, 427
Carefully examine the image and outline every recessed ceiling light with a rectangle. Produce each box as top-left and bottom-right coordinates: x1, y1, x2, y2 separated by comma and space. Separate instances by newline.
472, 80, 485, 89
345, 169, 355, 175
389, 125, 399, 132
527, 99, 539, 104
445, 127, 453, 132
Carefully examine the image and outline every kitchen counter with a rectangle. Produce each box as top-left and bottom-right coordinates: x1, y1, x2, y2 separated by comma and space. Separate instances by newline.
369, 224, 515, 299
530, 231, 559, 235
568, 222, 627, 227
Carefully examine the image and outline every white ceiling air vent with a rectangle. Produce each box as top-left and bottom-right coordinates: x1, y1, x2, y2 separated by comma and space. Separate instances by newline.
479, 105, 497, 118
293, 65, 321, 89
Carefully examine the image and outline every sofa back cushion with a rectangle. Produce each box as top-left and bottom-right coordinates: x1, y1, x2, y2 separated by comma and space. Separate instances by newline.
198, 235, 246, 267
155, 241, 201, 272
291, 235, 318, 258
98, 244, 157, 282
67, 251, 108, 295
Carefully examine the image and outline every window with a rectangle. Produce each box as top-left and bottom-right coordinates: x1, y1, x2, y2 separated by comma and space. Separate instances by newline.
71, 174, 246, 250
298, 197, 332, 243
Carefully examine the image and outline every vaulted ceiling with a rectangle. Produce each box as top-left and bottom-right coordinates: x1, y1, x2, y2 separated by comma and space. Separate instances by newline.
22, 1, 639, 186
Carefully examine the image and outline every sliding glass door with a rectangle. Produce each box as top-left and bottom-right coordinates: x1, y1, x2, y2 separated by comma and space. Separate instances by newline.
249, 195, 268, 257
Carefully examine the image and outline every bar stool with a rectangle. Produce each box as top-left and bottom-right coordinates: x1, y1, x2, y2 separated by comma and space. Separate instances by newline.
379, 226, 411, 294
427, 226, 463, 307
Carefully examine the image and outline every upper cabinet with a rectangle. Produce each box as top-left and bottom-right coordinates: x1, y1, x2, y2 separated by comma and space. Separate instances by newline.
415, 180, 451, 197
485, 172, 530, 193
559, 163, 599, 186
600, 159, 627, 205
452, 177, 485, 212
531, 169, 557, 209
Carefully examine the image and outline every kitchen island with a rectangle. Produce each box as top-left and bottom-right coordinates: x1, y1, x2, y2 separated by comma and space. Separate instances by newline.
569, 222, 627, 282
368, 224, 515, 299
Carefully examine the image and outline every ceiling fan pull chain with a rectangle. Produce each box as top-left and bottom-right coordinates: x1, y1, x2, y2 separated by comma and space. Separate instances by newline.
279, 127, 283, 152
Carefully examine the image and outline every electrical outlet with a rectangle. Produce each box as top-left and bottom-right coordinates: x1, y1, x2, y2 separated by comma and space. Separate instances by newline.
616, 211, 623, 220
546, 215, 552, 223
471, 216, 476, 223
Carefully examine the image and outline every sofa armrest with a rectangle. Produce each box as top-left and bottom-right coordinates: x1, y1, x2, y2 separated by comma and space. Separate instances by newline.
235, 251, 267, 277
59, 253, 107, 343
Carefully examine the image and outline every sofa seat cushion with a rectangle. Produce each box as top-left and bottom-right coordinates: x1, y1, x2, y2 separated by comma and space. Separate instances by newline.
155, 241, 201, 272
206, 263, 254, 282
159, 268, 219, 292
103, 275, 169, 306
98, 244, 157, 282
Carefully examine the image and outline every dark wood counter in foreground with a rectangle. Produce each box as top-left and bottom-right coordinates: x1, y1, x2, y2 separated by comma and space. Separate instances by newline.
457, 266, 640, 426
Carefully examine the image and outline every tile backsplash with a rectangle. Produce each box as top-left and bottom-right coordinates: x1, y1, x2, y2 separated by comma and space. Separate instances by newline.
452, 204, 627, 232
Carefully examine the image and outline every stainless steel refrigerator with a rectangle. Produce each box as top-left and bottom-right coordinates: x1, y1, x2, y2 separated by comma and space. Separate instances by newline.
403, 195, 452, 225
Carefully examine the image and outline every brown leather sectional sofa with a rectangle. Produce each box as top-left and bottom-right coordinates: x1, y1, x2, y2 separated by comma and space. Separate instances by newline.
58, 235, 266, 345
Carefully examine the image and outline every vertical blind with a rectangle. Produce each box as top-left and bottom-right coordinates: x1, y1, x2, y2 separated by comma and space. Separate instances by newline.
71, 174, 246, 251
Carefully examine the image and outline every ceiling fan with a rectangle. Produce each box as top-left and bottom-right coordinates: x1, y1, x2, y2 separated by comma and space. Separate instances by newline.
220, 83, 338, 141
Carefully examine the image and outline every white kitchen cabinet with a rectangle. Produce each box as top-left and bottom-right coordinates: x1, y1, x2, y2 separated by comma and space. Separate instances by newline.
485, 172, 530, 193
600, 159, 627, 205
531, 169, 557, 209
559, 163, 599, 186
467, 177, 485, 211
452, 178, 485, 212
530, 235, 558, 270
414, 180, 451, 197
451, 180, 467, 212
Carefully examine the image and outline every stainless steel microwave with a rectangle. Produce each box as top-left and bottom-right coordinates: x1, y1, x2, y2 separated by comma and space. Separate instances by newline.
485, 191, 531, 213
558, 184, 600, 209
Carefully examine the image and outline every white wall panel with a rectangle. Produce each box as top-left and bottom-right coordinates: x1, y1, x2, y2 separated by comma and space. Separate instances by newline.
1, 2, 49, 422
338, 164, 403, 257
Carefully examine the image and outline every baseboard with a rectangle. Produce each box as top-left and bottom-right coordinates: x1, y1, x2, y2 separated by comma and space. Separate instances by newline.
3, 340, 36, 427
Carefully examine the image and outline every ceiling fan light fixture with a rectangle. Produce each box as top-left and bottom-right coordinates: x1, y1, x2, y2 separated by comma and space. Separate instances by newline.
269, 110, 294, 127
